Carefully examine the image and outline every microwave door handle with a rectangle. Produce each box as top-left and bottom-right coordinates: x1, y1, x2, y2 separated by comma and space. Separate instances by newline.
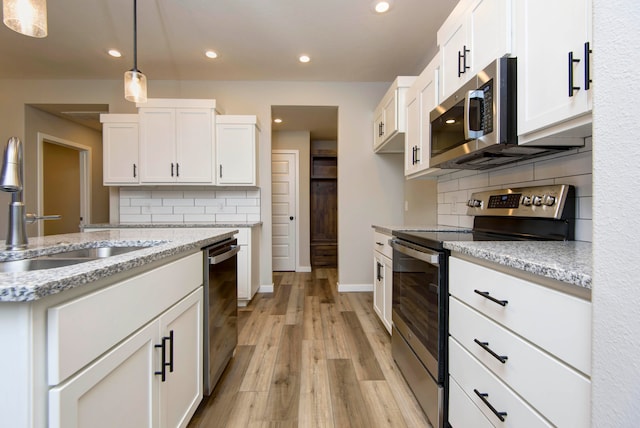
464, 89, 485, 140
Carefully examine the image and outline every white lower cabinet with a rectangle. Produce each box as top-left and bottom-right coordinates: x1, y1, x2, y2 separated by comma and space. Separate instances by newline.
372, 230, 393, 333
448, 256, 591, 427
236, 226, 261, 305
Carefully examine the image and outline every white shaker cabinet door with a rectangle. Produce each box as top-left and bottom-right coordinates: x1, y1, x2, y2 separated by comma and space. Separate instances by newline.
49, 320, 158, 428
101, 115, 139, 185
175, 108, 214, 183
216, 123, 257, 185
140, 108, 176, 183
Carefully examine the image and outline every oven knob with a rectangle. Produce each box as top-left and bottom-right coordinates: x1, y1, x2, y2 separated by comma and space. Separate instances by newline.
532, 195, 543, 206
521, 195, 532, 206
542, 195, 556, 206
467, 199, 482, 208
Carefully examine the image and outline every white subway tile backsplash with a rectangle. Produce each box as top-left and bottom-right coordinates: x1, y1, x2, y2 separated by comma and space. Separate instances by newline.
437, 149, 593, 242
118, 188, 260, 224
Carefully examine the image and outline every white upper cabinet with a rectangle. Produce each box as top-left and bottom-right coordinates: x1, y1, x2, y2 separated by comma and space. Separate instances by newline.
101, 114, 139, 185
515, 0, 592, 145
438, 0, 512, 100
373, 76, 416, 153
216, 115, 260, 186
138, 99, 216, 184
404, 55, 447, 178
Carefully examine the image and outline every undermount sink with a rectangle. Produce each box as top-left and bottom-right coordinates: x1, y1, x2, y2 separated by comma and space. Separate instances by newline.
0, 258, 89, 273
0, 245, 153, 272
42, 245, 149, 259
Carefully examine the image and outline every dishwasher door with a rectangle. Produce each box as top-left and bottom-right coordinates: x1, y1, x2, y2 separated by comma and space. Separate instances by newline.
203, 238, 239, 395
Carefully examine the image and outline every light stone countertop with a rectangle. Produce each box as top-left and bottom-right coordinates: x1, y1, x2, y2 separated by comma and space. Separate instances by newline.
444, 240, 592, 289
83, 222, 262, 229
0, 228, 237, 302
372, 224, 472, 235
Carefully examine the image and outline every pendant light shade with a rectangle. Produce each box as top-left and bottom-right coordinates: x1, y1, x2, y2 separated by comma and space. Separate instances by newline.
3, 0, 47, 38
124, 0, 147, 103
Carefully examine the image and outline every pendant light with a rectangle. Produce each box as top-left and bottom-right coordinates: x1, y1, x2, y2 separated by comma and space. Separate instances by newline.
2, 0, 47, 38
124, 0, 147, 103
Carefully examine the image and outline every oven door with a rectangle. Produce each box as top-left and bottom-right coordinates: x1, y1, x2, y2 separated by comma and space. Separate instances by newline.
390, 239, 447, 384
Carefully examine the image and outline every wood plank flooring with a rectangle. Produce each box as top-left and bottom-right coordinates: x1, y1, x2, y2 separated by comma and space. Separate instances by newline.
188, 268, 431, 428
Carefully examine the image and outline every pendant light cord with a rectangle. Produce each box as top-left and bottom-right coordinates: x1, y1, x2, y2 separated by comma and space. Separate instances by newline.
133, 0, 138, 72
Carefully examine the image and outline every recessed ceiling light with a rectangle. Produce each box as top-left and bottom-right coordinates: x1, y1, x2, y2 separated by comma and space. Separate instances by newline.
299, 55, 310, 63
445, 119, 456, 124
373, 1, 393, 13
205, 50, 218, 59
274, 118, 283, 124
108, 49, 122, 58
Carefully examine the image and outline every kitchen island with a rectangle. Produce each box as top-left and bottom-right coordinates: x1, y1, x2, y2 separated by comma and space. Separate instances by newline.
0, 227, 236, 428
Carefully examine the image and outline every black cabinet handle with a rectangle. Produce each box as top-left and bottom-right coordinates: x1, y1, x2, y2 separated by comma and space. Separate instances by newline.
458, 46, 470, 77
415, 146, 420, 164
219, 164, 223, 178
171, 163, 174, 177
474, 338, 508, 364
376, 262, 383, 281
473, 289, 508, 306
176, 163, 179, 177
568, 51, 581, 97
154, 331, 174, 382
133, 164, 137, 178
584, 42, 592, 90
474, 389, 507, 422
380, 121, 385, 137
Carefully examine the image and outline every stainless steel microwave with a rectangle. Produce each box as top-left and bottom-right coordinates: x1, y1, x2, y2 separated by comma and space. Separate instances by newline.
429, 57, 566, 170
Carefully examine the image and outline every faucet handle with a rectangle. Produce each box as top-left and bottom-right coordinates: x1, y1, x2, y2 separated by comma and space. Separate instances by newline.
26, 213, 62, 224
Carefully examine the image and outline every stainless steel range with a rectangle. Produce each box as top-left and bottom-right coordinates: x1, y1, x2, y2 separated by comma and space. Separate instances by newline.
390, 184, 575, 428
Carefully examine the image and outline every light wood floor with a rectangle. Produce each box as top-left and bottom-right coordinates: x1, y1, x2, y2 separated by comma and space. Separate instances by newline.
188, 268, 431, 428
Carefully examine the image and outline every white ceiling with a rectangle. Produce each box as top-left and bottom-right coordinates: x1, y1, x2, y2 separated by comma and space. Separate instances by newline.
0, 0, 458, 137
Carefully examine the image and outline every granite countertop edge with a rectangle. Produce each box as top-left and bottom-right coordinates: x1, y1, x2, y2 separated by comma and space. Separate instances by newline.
83, 222, 262, 229
372, 224, 472, 234
443, 241, 592, 289
0, 228, 238, 303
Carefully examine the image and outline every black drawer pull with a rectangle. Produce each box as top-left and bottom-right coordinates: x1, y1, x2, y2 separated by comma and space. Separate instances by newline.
474, 389, 507, 422
584, 41, 592, 90
474, 289, 508, 306
568, 51, 581, 97
474, 339, 508, 364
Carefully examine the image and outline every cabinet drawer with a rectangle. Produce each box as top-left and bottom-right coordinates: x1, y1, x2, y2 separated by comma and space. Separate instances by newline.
373, 231, 393, 259
47, 253, 203, 385
449, 257, 591, 375
449, 297, 591, 427
448, 376, 493, 428
449, 338, 552, 427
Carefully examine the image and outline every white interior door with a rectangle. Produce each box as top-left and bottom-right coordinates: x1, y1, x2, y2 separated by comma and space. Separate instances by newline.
271, 151, 297, 271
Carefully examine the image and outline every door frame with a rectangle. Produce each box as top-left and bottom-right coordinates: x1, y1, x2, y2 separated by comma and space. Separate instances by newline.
271, 149, 301, 271
37, 132, 92, 236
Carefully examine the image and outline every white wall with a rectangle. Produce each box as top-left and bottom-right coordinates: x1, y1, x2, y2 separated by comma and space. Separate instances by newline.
436, 140, 593, 242
592, 0, 640, 425
0, 79, 402, 290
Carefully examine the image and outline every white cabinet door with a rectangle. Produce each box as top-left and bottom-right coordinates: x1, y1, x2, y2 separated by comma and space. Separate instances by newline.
216, 120, 258, 186
404, 86, 420, 176
439, 12, 469, 100
139, 108, 176, 183
49, 321, 158, 428
381, 254, 393, 332
373, 254, 385, 324
373, 107, 385, 149
237, 243, 250, 300
101, 115, 139, 185
159, 289, 203, 428
176, 109, 214, 183
515, 0, 592, 140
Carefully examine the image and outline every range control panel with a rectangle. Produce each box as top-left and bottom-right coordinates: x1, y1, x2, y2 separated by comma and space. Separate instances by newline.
466, 185, 573, 219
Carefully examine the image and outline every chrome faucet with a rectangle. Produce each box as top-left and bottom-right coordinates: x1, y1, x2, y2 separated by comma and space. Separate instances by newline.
0, 137, 60, 250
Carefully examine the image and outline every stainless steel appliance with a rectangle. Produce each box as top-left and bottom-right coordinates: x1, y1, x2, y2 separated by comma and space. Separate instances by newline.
390, 184, 575, 428
429, 58, 575, 170
203, 238, 240, 395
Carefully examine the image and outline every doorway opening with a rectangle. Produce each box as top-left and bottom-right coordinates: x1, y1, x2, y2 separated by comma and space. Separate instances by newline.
271, 105, 338, 272
37, 133, 91, 235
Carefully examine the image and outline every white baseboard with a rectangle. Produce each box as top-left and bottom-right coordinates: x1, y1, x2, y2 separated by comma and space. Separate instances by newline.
259, 283, 274, 293
337, 282, 374, 293
296, 265, 312, 273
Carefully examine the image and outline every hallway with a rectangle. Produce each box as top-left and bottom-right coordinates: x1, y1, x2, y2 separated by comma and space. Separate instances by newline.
188, 268, 430, 427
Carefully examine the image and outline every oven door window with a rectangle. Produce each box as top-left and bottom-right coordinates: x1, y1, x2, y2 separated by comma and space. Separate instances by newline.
392, 250, 442, 370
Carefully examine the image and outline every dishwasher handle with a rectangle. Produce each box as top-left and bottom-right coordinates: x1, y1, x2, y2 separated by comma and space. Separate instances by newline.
208, 245, 240, 264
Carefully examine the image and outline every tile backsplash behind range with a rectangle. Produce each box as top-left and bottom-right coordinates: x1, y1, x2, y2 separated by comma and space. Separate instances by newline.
436, 138, 592, 242
119, 188, 260, 224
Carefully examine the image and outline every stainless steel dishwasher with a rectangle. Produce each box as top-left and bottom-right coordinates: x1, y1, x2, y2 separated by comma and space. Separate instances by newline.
203, 238, 239, 395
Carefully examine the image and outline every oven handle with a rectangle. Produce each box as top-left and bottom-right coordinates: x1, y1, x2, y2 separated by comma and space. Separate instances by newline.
389, 239, 440, 267
208, 245, 240, 264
